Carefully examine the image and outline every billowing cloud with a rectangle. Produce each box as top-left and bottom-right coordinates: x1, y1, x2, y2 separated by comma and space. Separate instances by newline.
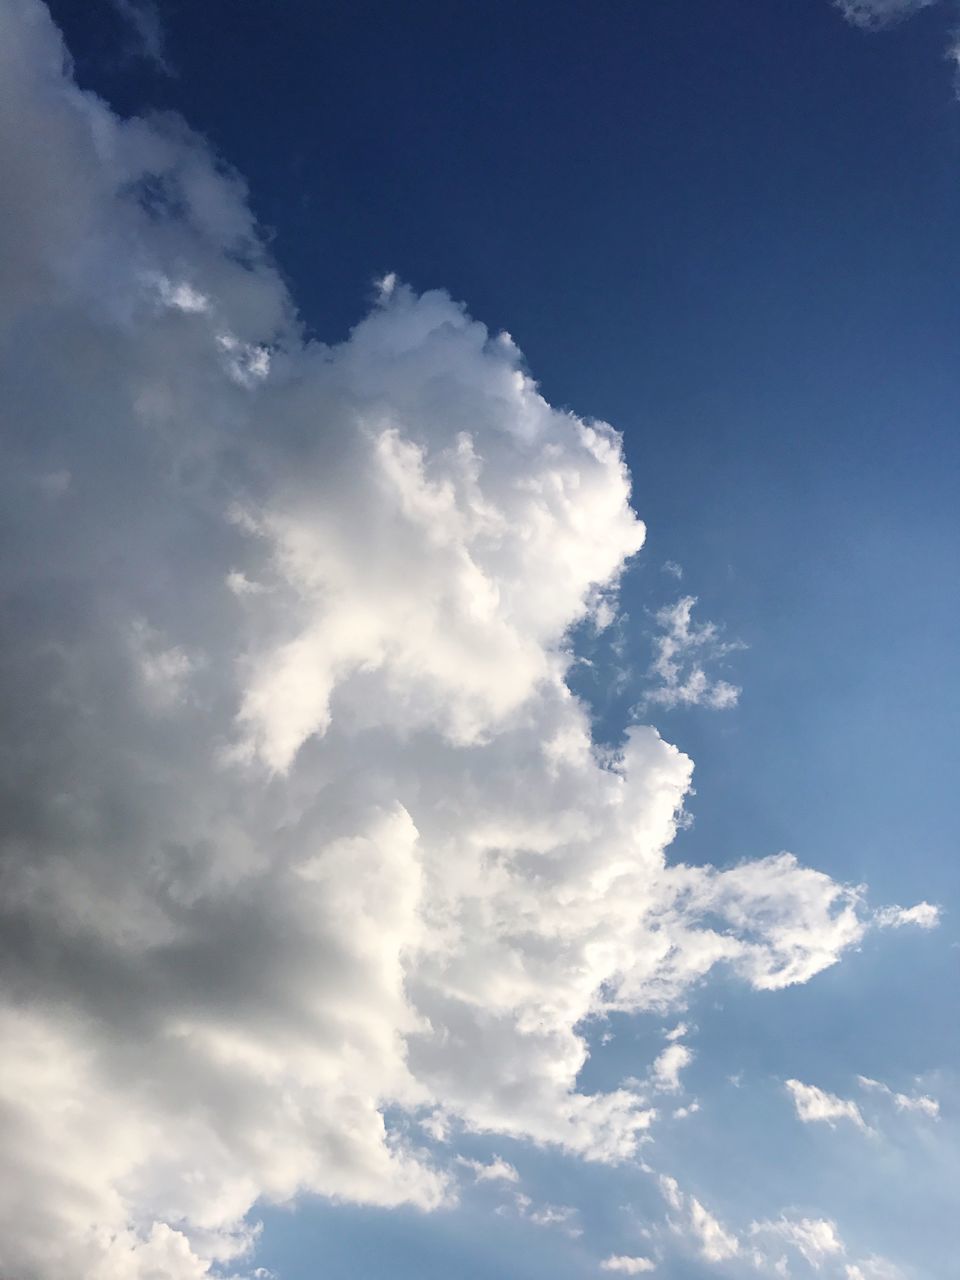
0, 3, 937, 1277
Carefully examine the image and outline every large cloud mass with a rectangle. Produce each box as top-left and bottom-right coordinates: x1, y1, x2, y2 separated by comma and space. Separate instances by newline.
0, 3, 934, 1276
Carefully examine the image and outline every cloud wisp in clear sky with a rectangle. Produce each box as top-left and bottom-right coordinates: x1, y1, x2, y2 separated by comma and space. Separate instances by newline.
833, 0, 960, 90
0, 3, 944, 1279
834, 0, 940, 29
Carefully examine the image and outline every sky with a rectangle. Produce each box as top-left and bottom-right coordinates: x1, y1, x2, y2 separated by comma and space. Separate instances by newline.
0, 1, 957, 1279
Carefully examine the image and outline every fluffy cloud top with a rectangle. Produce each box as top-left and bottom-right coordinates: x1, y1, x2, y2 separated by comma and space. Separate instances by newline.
0, 2, 937, 1277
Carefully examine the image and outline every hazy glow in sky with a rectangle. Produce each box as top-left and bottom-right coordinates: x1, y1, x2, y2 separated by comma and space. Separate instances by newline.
0, 2, 956, 1279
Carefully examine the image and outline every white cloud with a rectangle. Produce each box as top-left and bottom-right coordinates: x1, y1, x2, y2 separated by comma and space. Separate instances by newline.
785, 1080, 871, 1134
420, 1111, 451, 1143
529, 1204, 581, 1234
751, 1215, 844, 1268
658, 1174, 739, 1262
874, 902, 940, 930
845, 1257, 906, 1280
690, 1196, 740, 1262
650, 1043, 693, 1094
642, 595, 743, 711
456, 1155, 520, 1184
661, 560, 683, 579
671, 1103, 700, 1119
146, 271, 210, 313
857, 1075, 940, 1118
600, 1255, 657, 1274
506, 1195, 582, 1238
659, 1174, 685, 1214
0, 4, 935, 1277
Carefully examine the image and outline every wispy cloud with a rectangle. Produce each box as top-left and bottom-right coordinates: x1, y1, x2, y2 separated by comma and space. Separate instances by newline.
832, 0, 960, 96
650, 1043, 693, 1094
785, 1080, 872, 1134
845, 1256, 907, 1279
750, 1214, 845, 1268
641, 595, 743, 711
456, 1155, 520, 1184
857, 1075, 940, 1118
659, 1175, 740, 1263
875, 901, 940, 929
833, 0, 939, 30
504, 1195, 582, 1238
600, 1255, 657, 1274
110, 0, 171, 72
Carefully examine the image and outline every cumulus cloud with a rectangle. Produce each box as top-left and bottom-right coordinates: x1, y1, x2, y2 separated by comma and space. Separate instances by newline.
642, 596, 743, 711
785, 1081, 872, 1134
0, 3, 938, 1277
600, 1255, 657, 1274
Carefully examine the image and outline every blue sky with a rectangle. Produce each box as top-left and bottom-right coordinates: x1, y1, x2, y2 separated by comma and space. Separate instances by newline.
2, 1, 958, 1278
